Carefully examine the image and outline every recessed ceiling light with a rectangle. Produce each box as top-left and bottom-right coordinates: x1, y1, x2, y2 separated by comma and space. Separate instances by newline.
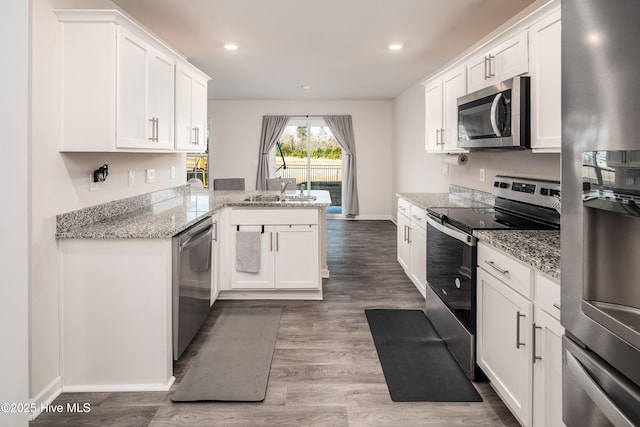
388, 43, 404, 51
301, 85, 312, 90
224, 43, 238, 51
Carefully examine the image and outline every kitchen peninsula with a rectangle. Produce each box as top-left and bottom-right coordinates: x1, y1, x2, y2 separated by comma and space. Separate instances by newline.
56, 186, 330, 392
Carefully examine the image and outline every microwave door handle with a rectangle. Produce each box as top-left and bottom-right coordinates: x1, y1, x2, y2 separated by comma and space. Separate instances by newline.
490, 93, 503, 137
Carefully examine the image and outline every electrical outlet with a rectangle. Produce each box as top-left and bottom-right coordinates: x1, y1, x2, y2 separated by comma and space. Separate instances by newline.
128, 171, 135, 186
479, 168, 486, 182
170, 166, 176, 180
442, 164, 449, 175
146, 168, 156, 183
89, 173, 100, 191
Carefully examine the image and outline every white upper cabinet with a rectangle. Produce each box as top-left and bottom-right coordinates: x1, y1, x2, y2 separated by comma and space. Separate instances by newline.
467, 31, 529, 93
424, 65, 467, 153
529, 9, 562, 153
117, 28, 175, 150
55, 10, 209, 153
175, 63, 209, 152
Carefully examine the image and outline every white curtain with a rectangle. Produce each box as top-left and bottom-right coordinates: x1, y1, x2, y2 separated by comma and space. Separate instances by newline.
255, 115, 290, 190
323, 115, 359, 218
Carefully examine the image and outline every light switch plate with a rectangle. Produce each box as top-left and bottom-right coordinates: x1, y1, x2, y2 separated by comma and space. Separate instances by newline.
479, 168, 486, 182
128, 171, 135, 186
170, 166, 176, 180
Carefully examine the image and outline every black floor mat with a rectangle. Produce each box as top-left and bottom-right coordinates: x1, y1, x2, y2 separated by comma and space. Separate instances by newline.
365, 309, 482, 402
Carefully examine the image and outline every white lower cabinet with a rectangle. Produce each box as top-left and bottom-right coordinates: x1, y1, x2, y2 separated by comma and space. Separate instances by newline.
225, 208, 321, 296
477, 242, 564, 427
230, 224, 318, 290
397, 198, 427, 297
477, 267, 533, 425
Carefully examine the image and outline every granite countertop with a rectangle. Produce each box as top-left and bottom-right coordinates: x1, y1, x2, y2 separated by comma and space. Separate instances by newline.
397, 189, 493, 210
56, 188, 330, 239
473, 230, 561, 281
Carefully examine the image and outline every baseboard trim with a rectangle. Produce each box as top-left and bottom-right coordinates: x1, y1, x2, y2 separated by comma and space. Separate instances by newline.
29, 376, 62, 421
61, 376, 175, 393
339, 214, 393, 221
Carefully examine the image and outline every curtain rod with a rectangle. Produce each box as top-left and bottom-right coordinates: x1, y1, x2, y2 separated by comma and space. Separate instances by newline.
288, 115, 326, 118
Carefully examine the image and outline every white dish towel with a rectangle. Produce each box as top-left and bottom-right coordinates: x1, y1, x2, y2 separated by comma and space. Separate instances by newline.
235, 231, 261, 273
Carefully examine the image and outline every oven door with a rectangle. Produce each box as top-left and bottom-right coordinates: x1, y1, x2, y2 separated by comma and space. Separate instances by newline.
426, 215, 477, 332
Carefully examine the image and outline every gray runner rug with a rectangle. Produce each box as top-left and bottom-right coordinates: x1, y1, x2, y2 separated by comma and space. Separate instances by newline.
171, 307, 282, 402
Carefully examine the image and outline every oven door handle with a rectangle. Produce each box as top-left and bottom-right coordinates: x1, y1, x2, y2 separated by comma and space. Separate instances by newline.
426, 215, 475, 246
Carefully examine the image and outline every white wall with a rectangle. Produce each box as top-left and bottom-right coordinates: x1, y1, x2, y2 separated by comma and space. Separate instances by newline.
209, 100, 393, 218
29, 0, 187, 400
1, 1, 30, 425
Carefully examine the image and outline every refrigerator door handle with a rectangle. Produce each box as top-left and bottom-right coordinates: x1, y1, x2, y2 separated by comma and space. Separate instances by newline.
565, 349, 635, 427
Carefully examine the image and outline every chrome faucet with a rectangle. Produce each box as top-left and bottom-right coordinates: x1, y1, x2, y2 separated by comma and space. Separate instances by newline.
279, 179, 291, 198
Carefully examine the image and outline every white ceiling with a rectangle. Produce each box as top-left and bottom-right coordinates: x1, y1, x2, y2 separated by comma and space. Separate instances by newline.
112, 0, 538, 100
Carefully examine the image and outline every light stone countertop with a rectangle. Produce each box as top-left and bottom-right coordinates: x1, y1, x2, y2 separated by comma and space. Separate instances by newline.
396, 189, 560, 280
56, 188, 330, 239
473, 229, 561, 281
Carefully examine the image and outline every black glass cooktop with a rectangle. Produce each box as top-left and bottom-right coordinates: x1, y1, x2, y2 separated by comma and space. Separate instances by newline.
427, 206, 558, 235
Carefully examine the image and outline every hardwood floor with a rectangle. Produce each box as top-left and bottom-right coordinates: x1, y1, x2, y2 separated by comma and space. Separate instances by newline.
32, 219, 518, 426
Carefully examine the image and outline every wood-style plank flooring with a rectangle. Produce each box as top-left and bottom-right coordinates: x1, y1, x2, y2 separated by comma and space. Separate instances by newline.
31, 219, 518, 426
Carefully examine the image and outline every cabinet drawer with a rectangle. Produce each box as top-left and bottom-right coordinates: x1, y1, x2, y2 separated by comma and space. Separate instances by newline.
478, 242, 532, 299
397, 198, 411, 217
230, 208, 318, 225
409, 205, 427, 229
535, 273, 561, 321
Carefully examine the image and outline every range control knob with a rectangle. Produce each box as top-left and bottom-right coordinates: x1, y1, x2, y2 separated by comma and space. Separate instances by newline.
455, 278, 461, 289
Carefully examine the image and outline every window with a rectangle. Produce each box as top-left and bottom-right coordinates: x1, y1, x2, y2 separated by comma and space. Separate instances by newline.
270, 119, 343, 214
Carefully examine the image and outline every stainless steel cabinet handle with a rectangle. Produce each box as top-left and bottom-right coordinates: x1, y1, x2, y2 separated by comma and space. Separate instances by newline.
193, 127, 200, 145
484, 260, 509, 275
532, 323, 542, 364
212, 221, 218, 242
275, 232, 279, 251
516, 311, 526, 348
269, 231, 273, 252
155, 117, 159, 142
149, 117, 156, 141
553, 303, 561, 311
488, 54, 495, 77
435, 129, 440, 145
484, 55, 490, 79
440, 128, 445, 145
406, 226, 411, 244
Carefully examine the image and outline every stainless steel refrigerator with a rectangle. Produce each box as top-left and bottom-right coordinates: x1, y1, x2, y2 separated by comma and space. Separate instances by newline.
562, 1, 640, 425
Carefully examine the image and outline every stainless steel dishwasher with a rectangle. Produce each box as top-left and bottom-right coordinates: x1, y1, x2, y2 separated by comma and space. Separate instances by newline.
172, 216, 213, 360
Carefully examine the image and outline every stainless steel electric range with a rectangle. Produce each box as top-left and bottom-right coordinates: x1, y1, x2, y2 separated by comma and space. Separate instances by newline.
425, 175, 560, 379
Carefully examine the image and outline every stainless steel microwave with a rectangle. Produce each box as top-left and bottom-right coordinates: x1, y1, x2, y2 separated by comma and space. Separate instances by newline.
457, 76, 530, 150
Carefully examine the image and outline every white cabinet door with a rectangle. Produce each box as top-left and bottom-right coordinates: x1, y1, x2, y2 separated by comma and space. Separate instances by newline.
274, 225, 319, 289
441, 66, 467, 152
467, 31, 529, 93
117, 29, 174, 150
529, 9, 562, 152
477, 267, 533, 426
175, 65, 208, 152
397, 210, 411, 271
533, 306, 565, 427
230, 226, 275, 289
425, 80, 443, 152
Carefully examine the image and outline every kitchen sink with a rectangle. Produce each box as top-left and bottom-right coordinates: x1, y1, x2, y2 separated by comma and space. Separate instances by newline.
243, 194, 282, 202
242, 194, 317, 203
282, 195, 317, 201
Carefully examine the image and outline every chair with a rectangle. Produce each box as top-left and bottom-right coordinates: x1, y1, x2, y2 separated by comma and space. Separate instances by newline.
266, 178, 296, 191
213, 178, 245, 190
